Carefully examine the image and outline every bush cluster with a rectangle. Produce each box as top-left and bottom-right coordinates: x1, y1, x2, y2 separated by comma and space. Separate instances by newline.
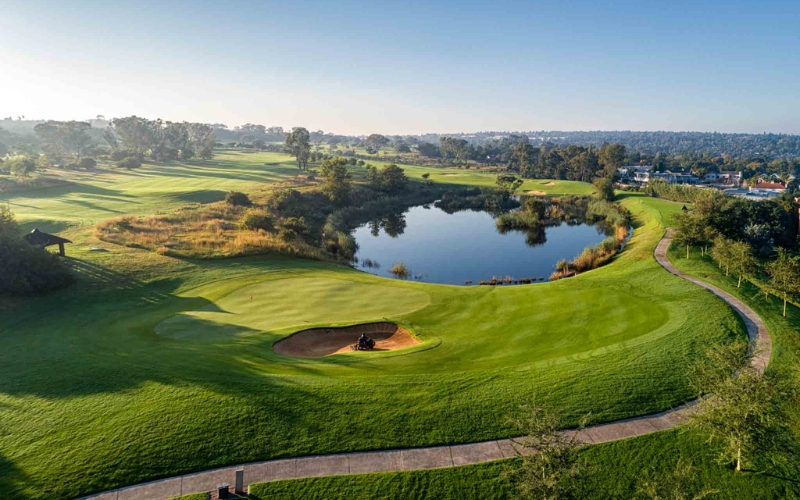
240, 210, 274, 232
225, 191, 251, 207
117, 156, 142, 170
0, 207, 74, 295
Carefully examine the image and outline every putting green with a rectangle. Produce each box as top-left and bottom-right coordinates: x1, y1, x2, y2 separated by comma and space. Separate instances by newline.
156, 278, 431, 341
155, 273, 672, 372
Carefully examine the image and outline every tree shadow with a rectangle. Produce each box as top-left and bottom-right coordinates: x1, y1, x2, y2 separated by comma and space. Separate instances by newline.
0, 453, 29, 498
7, 181, 137, 202
17, 219, 72, 234
171, 189, 228, 203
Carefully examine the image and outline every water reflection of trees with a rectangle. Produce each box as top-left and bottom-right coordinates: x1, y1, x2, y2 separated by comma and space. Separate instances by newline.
368, 212, 407, 238
497, 224, 547, 247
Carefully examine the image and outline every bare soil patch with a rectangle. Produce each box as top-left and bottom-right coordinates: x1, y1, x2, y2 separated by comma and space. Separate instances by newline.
273, 322, 419, 358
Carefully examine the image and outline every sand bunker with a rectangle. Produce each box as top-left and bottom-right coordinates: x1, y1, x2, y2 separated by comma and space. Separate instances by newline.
273, 322, 419, 358
543, 181, 556, 186
526, 190, 547, 195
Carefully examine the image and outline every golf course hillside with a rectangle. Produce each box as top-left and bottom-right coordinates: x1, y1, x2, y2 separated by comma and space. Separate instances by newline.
0, 153, 746, 499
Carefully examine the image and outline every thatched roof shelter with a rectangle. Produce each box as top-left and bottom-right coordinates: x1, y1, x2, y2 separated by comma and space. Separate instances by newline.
23, 228, 72, 256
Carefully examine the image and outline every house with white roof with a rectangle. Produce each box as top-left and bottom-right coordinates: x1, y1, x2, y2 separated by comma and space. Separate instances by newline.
704, 171, 743, 187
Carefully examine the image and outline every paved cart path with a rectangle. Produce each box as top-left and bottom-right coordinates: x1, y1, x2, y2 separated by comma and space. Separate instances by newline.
80, 230, 771, 500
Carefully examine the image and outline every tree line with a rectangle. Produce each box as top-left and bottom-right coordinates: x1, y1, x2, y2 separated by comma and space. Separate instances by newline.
106, 116, 215, 161
670, 187, 799, 317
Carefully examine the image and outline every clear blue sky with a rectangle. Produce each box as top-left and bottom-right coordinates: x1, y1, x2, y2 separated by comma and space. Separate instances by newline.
1, 0, 798, 134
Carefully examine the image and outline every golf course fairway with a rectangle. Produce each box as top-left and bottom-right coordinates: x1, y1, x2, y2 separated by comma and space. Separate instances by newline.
0, 156, 747, 499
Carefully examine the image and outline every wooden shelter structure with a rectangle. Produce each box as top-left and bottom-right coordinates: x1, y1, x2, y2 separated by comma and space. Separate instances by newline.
23, 228, 72, 256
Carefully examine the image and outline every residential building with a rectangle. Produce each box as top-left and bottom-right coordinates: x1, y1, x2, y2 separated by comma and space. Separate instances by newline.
666, 170, 699, 184
725, 182, 786, 201
751, 182, 786, 194
704, 171, 743, 187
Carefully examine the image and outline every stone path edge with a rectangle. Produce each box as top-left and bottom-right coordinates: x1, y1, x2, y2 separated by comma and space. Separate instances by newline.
77, 230, 771, 500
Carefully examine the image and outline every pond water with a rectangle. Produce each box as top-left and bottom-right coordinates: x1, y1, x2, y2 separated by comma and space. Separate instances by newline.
353, 204, 610, 285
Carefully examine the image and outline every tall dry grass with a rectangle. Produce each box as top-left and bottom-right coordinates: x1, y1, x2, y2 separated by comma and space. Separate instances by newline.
96, 202, 327, 260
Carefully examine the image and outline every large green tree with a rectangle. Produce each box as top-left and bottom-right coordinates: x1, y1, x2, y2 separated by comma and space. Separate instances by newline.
509, 141, 537, 177
710, 235, 734, 276
284, 127, 311, 170
671, 212, 705, 258
364, 133, 389, 152
688, 342, 778, 473
34, 120, 92, 156
379, 164, 408, 192
111, 116, 154, 157
765, 248, 800, 317
366, 165, 381, 190
511, 403, 589, 500
592, 177, 615, 202
729, 240, 759, 288
319, 157, 352, 203
598, 143, 626, 178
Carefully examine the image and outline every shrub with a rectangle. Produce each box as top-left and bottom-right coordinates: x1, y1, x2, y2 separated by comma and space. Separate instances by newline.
282, 216, 308, 235
380, 164, 408, 192
0, 206, 74, 295
593, 177, 615, 201
390, 262, 411, 279
8, 156, 36, 177
277, 229, 297, 242
599, 237, 620, 254
265, 188, 304, 213
586, 200, 631, 228
326, 231, 358, 259
77, 157, 97, 169
117, 156, 142, 169
110, 150, 133, 161
225, 191, 251, 207
36, 155, 51, 169
241, 210, 274, 232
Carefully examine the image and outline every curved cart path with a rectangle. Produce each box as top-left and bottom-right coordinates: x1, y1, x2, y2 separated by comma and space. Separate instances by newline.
80, 230, 771, 500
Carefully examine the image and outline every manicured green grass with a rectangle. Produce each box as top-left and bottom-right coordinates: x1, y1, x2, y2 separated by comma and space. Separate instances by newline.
251, 430, 799, 499
249, 460, 514, 500
0, 155, 745, 499
169, 494, 208, 500
247, 224, 800, 500
248, 239, 800, 500
4, 151, 302, 232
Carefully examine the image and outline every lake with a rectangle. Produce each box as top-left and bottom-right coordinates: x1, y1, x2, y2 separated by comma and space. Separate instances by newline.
353, 203, 610, 285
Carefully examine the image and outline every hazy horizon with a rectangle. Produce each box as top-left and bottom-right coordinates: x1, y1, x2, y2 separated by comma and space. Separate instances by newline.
2, 0, 799, 135
5, 115, 800, 138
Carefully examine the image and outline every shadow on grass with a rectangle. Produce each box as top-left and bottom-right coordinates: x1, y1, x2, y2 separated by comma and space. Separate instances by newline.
170, 189, 228, 204
0, 453, 29, 497
17, 219, 73, 234
0, 254, 339, 398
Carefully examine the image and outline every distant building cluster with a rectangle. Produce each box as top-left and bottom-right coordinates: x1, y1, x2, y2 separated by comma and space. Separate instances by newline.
618, 165, 792, 201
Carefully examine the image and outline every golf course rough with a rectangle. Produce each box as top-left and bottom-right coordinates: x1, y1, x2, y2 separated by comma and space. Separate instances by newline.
0, 153, 748, 499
